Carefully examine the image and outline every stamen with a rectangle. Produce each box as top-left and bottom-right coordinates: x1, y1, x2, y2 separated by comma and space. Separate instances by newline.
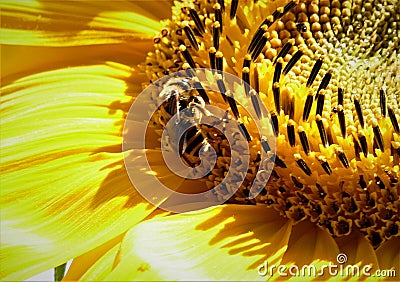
230, 0, 238, 19
273, 58, 283, 84
216, 77, 227, 101
209, 47, 216, 69
251, 30, 269, 61
179, 45, 196, 68
248, 23, 270, 53
316, 115, 328, 147
287, 120, 296, 147
338, 87, 344, 106
243, 54, 251, 69
183, 23, 199, 51
318, 156, 332, 175
336, 147, 350, 168
337, 105, 346, 138
271, 112, 279, 136
315, 70, 332, 99
261, 137, 271, 152
274, 39, 294, 64
359, 132, 368, 157
218, 0, 224, 11
273, 82, 280, 113
307, 58, 323, 87
354, 99, 364, 128
239, 123, 252, 141
316, 90, 325, 116
216, 51, 224, 73
226, 91, 240, 119
282, 50, 303, 75
189, 9, 205, 34
302, 91, 313, 121
250, 90, 262, 119
380, 89, 386, 117
298, 127, 310, 155
295, 154, 312, 176
372, 121, 384, 152
291, 176, 304, 188
213, 4, 223, 33
242, 67, 250, 96
274, 155, 287, 168
213, 21, 221, 50
388, 107, 400, 133
193, 81, 210, 104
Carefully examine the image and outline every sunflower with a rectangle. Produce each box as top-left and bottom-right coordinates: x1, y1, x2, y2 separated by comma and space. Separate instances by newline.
1, 0, 399, 281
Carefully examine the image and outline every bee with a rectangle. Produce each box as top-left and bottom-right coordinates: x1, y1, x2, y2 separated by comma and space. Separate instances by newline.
158, 77, 213, 167
296, 22, 307, 33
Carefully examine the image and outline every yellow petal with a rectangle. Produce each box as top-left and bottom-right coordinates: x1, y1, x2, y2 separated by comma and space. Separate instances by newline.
1, 41, 153, 83
1, 0, 169, 46
279, 220, 340, 280
62, 234, 124, 281
0, 63, 158, 280
376, 237, 399, 278
335, 231, 379, 275
104, 205, 293, 281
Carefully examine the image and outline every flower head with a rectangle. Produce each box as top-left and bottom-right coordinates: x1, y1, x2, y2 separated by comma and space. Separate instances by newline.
1, 0, 399, 281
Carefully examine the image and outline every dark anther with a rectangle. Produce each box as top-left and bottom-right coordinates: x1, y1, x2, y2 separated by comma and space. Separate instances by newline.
189, 9, 205, 34
238, 123, 252, 142
261, 138, 271, 152
209, 48, 216, 69
273, 61, 282, 84
287, 121, 295, 147
250, 91, 262, 119
307, 58, 322, 87
251, 32, 268, 61
296, 157, 312, 176
274, 40, 292, 64
354, 99, 364, 128
375, 176, 386, 189
271, 112, 279, 136
230, 0, 238, 19
273, 83, 280, 113
214, 4, 223, 33
193, 82, 210, 104
227, 94, 240, 119
180, 45, 196, 68
278, 186, 286, 193
373, 124, 384, 152
337, 150, 350, 168
359, 134, 368, 157
302, 92, 313, 121
291, 176, 303, 188
216, 52, 223, 73
338, 106, 346, 138
316, 91, 325, 116
218, 0, 225, 11
316, 183, 326, 198
274, 155, 287, 168
388, 107, 400, 133
298, 129, 310, 155
242, 68, 250, 96
316, 116, 328, 147
380, 89, 387, 117
337, 87, 343, 106
315, 70, 332, 99
217, 79, 227, 101
282, 50, 303, 75
319, 159, 332, 175
213, 22, 220, 50
359, 175, 367, 189
183, 25, 199, 51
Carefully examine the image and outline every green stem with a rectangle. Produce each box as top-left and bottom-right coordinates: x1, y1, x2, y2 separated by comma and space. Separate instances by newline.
54, 263, 67, 282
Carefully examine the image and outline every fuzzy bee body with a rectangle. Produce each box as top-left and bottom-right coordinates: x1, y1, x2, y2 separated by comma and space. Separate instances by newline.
158, 77, 213, 167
